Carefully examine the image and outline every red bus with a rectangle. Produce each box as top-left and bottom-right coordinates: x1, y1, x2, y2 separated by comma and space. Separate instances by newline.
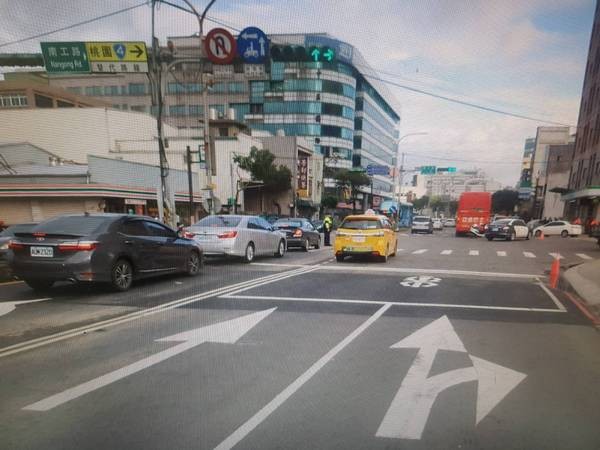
455, 192, 492, 235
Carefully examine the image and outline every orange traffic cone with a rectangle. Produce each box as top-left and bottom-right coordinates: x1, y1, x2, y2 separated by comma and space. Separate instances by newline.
549, 257, 560, 289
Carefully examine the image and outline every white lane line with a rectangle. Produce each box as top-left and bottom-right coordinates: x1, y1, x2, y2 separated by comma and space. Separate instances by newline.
576, 253, 592, 260
549, 252, 563, 260
412, 249, 428, 254
0, 266, 316, 359
496, 251, 507, 257
536, 282, 567, 312
319, 265, 540, 279
214, 303, 392, 450
440, 250, 453, 255
221, 294, 566, 313
523, 252, 536, 258
250, 262, 308, 268
0, 298, 52, 318
469, 250, 479, 256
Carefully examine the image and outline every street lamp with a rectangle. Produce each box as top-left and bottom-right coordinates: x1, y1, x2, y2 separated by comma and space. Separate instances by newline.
395, 132, 428, 224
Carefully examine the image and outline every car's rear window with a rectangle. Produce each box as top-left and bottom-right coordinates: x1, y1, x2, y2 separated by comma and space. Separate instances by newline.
274, 220, 303, 228
27, 216, 112, 236
341, 219, 381, 230
413, 217, 430, 222
0, 223, 36, 237
493, 219, 511, 225
195, 216, 242, 227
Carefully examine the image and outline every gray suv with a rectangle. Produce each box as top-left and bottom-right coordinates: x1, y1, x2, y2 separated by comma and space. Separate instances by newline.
411, 216, 434, 234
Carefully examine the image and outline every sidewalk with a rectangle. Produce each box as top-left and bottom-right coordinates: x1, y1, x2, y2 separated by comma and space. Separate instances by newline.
562, 258, 600, 320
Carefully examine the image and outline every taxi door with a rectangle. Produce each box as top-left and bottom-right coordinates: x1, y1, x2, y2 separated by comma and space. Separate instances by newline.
382, 217, 397, 255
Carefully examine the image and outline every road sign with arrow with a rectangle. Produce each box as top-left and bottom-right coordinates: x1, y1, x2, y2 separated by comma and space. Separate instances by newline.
205, 28, 237, 65
237, 26, 269, 63
85, 41, 148, 73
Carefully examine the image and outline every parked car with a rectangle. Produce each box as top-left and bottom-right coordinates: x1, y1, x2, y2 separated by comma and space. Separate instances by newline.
312, 219, 324, 233
411, 216, 433, 234
0, 223, 37, 278
532, 220, 583, 238
8, 214, 202, 292
443, 218, 456, 227
526, 219, 545, 232
185, 215, 286, 263
273, 218, 320, 251
485, 219, 529, 241
433, 219, 443, 230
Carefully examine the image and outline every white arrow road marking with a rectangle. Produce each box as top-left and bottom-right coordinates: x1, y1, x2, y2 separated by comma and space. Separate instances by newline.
523, 252, 536, 258
440, 250, 452, 255
214, 303, 392, 450
0, 298, 51, 318
376, 316, 526, 440
23, 308, 276, 412
576, 253, 592, 260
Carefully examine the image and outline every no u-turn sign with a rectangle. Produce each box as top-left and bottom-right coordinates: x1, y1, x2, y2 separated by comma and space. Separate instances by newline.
204, 28, 237, 64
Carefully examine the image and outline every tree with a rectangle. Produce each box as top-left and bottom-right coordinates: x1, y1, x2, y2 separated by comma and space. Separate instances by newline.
335, 169, 371, 213
412, 195, 429, 211
429, 196, 444, 213
492, 189, 519, 214
233, 147, 292, 192
448, 200, 459, 216
321, 195, 338, 210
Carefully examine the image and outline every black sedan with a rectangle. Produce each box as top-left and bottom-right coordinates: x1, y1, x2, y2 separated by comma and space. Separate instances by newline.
273, 218, 320, 251
9, 213, 202, 292
485, 219, 530, 241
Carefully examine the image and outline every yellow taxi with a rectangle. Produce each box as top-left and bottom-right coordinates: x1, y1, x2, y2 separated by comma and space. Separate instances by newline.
334, 213, 397, 262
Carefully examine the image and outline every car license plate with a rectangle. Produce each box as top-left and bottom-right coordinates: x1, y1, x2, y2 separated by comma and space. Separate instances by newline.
492, 227, 498, 231
352, 236, 366, 243
344, 246, 371, 252
30, 246, 53, 257
195, 234, 212, 240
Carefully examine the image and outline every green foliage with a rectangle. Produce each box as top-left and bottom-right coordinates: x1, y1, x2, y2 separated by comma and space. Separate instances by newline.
492, 189, 518, 214
233, 147, 292, 193
321, 195, 339, 209
429, 196, 444, 212
412, 195, 429, 211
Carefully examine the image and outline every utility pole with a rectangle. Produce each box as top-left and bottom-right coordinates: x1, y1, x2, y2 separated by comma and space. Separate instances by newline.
396, 152, 405, 224
186, 145, 194, 225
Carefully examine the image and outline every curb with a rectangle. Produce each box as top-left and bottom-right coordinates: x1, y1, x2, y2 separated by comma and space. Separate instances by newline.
558, 272, 600, 328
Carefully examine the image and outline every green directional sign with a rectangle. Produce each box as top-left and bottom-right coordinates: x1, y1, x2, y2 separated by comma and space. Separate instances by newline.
322, 46, 335, 62
41, 42, 90, 74
309, 46, 320, 62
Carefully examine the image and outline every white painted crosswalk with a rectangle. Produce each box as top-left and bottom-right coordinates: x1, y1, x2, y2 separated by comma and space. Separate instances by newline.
398, 249, 594, 260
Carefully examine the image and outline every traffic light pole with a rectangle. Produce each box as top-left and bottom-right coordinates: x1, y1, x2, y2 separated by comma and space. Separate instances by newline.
186, 145, 194, 225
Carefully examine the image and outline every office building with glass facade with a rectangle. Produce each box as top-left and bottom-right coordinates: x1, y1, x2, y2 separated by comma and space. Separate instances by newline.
28, 33, 400, 201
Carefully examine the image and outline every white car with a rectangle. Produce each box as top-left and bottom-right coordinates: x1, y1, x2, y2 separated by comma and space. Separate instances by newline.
433, 219, 443, 230
444, 218, 456, 227
532, 220, 583, 238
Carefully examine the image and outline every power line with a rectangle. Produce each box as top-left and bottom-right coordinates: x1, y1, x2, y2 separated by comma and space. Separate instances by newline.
0, 1, 150, 49
361, 73, 576, 128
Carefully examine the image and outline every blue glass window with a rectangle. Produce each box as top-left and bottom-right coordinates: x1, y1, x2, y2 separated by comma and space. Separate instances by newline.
128, 83, 146, 96
228, 82, 247, 93
189, 105, 203, 116
169, 105, 186, 116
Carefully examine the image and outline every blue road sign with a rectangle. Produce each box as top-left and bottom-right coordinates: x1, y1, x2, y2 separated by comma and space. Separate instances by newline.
367, 164, 390, 176
237, 26, 269, 63
113, 43, 126, 59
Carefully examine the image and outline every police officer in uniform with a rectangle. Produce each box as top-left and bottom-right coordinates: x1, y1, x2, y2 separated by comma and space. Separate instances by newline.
323, 215, 333, 246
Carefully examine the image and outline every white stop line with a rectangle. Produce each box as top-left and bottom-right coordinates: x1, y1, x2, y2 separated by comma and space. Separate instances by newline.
400, 275, 441, 288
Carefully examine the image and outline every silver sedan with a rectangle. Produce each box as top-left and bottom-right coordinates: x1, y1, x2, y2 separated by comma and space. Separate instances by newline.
184, 215, 287, 263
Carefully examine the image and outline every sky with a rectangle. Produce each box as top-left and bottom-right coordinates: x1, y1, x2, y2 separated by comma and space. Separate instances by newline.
0, 0, 596, 187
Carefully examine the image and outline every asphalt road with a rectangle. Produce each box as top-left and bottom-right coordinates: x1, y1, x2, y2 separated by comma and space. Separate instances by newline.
1, 229, 600, 449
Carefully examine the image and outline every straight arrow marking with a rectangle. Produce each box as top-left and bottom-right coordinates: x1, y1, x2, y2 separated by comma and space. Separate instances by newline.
23, 308, 276, 412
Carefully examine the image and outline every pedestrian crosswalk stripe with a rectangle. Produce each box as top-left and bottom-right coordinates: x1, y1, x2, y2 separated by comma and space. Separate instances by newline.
576, 253, 592, 260
396, 248, 405, 252
549, 252, 563, 260
469, 250, 479, 256
440, 250, 452, 255
412, 249, 428, 254
497, 251, 507, 257
523, 252, 536, 258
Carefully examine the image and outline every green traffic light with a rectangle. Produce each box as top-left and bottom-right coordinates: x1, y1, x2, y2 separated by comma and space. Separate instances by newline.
309, 46, 320, 62
322, 47, 335, 62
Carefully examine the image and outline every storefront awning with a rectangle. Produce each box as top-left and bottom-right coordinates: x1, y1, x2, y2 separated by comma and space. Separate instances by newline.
561, 187, 600, 201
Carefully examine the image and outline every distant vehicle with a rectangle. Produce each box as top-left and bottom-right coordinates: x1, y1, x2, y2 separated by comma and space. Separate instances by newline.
0, 223, 37, 277
485, 219, 529, 241
444, 218, 456, 227
491, 215, 510, 223
273, 218, 320, 251
433, 219, 443, 230
411, 216, 433, 234
532, 221, 583, 238
9, 214, 202, 292
185, 215, 286, 263
334, 214, 397, 262
312, 219, 324, 233
456, 192, 492, 236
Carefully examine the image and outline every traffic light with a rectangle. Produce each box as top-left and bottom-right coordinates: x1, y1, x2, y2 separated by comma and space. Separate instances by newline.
270, 45, 335, 62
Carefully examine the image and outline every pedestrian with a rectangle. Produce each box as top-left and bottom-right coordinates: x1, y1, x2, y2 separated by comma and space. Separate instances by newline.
323, 215, 333, 246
